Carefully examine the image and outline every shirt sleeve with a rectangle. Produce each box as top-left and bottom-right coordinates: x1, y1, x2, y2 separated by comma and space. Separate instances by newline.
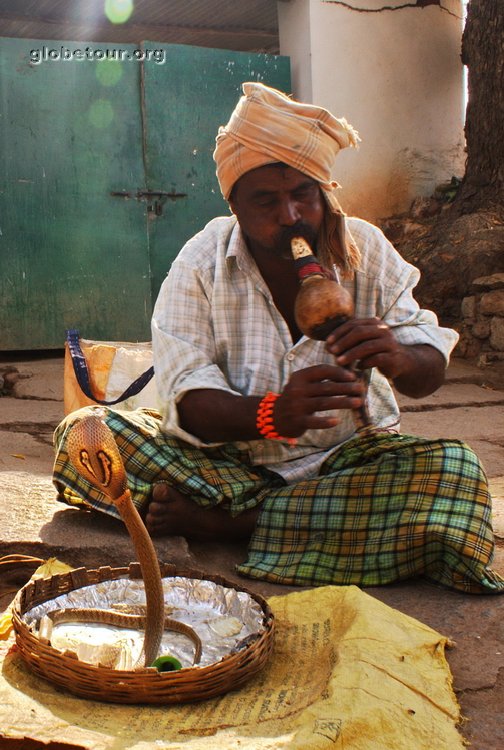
151, 257, 240, 447
350, 218, 459, 363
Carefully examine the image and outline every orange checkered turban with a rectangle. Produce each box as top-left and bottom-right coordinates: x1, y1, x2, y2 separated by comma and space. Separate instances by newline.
213, 82, 362, 273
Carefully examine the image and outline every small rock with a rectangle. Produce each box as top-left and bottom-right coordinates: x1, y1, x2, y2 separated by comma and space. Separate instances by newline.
480, 290, 504, 316
0, 367, 20, 395
410, 196, 442, 219
472, 320, 491, 339
461, 296, 476, 321
490, 317, 504, 351
380, 223, 405, 244
456, 333, 481, 359
3, 370, 20, 386
403, 220, 429, 236
479, 351, 504, 365
472, 273, 504, 292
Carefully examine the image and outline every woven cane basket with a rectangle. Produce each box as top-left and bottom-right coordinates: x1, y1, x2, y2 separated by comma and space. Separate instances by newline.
11, 562, 275, 704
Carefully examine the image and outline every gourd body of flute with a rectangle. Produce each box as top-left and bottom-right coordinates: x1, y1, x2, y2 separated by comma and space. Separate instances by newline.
290, 236, 371, 430
291, 237, 354, 340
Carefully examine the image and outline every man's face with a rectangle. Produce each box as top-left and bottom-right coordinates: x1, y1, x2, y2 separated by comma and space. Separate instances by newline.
229, 164, 325, 260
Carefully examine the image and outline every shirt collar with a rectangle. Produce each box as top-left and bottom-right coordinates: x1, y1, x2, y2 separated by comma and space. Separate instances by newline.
225, 218, 257, 277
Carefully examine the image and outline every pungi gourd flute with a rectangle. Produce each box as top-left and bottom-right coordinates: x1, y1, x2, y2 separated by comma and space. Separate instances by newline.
291, 236, 371, 431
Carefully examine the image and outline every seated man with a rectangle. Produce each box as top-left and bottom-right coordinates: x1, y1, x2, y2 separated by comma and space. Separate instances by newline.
54, 82, 503, 594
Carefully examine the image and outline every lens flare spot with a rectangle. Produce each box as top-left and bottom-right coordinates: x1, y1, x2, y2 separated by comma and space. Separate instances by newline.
96, 59, 123, 86
88, 99, 114, 129
104, 0, 134, 25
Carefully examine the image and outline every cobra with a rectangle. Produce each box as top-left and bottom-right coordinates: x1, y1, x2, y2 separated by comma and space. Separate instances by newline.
65, 413, 201, 668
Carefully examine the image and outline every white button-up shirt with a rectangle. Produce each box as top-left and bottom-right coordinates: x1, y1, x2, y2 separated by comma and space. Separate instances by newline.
152, 215, 458, 483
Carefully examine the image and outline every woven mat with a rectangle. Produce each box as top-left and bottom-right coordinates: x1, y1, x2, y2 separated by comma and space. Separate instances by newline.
0, 585, 464, 750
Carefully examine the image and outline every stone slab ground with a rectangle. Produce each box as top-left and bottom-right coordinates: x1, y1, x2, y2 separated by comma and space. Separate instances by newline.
0, 353, 503, 749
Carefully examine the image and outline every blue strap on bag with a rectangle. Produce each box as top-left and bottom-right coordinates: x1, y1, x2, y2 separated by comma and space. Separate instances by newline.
66, 329, 155, 406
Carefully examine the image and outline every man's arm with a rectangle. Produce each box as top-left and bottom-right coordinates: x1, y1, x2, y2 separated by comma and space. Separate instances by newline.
325, 318, 446, 398
177, 364, 366, 443
385, 342, 446, 398
177, 390, 261, 443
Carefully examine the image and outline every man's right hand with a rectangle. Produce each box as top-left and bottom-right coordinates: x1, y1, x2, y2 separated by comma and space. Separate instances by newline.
177, 364, 364, 444
272, 364, 365, 438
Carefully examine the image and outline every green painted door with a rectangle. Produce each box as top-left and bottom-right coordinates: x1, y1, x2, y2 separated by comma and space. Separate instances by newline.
0, 38, 151, 349
0, 38, 290, 350
143, 44, 291, 302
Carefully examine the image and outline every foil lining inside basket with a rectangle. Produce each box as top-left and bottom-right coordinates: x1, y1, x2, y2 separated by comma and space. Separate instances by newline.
23, 576, 265, 670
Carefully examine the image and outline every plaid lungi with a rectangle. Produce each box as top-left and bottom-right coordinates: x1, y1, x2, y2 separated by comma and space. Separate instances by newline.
53, 406, 504, 594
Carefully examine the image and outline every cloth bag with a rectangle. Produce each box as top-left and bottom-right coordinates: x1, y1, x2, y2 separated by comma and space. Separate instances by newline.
63, 329, 159, 414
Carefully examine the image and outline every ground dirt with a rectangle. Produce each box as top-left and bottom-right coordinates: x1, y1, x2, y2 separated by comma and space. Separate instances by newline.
1, 225, 504, 747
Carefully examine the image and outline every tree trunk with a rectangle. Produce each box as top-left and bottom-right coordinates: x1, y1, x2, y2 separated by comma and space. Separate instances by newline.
383, 0, 504, 343
453, 0, 504, 215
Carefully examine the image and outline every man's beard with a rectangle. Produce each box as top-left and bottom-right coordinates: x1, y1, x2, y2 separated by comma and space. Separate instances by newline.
271, 222, 319, 259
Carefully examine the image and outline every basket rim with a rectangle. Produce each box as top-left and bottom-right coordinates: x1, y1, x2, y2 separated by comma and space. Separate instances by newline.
11, 561, 275, 699
13, 560, 274, 623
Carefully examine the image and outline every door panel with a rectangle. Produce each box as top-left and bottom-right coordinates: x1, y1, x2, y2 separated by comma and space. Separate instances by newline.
0, 38, 150, 348
0, 38, 290, 349
143, 44, 291, 302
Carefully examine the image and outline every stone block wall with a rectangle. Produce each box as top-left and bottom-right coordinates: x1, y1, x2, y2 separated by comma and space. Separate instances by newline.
458, 274, 504, 364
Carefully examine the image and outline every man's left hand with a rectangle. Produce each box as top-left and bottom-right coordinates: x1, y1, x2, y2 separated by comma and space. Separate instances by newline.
325, 318, 447, 398
325, 318, 405, 380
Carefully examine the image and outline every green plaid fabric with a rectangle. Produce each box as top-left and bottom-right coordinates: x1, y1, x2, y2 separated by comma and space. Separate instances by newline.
53, 406, 504, 594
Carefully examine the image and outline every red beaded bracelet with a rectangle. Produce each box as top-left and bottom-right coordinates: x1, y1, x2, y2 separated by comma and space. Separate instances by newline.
256, 392, 297, 446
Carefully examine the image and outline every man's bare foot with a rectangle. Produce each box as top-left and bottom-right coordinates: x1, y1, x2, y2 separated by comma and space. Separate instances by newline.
144, 482, 259, 541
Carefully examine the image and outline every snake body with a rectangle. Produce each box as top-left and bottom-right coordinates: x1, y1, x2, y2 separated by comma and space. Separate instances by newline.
65, 414, 199, 668
46, 607, 202, 664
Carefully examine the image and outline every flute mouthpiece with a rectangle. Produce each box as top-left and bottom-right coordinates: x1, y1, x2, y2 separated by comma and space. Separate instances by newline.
291, 236, 313, 260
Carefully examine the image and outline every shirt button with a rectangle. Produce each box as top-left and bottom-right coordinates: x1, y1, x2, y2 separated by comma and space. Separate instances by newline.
286, 353, 295, 361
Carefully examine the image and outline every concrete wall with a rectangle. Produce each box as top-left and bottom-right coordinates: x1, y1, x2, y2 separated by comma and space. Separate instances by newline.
278, 0, 466, 222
